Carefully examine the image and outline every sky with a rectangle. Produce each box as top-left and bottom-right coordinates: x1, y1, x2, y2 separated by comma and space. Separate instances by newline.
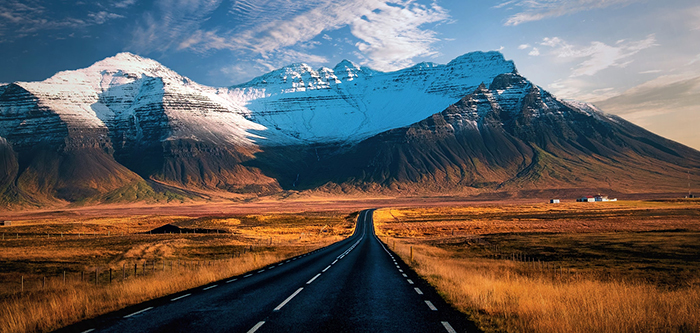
1, 0, 699, 149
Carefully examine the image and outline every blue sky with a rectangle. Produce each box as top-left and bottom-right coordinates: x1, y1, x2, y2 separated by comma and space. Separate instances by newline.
1, 0, 699, 148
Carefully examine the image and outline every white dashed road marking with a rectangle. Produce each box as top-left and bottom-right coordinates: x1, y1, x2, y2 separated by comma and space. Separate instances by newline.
203, 285, 218, 290
442, 321, 457, 333
407, 279, 414, 285
425, 300, 438, 311
306, 273, 321, 285
274, 287, 304, 311
123, 307, 154, 318
171, 293, 191, 301
414, 288, 423, 295
81, 329, 95, 333
247, 321, 265, 333
244, 274, 253, 278
402, 274, 408, 278
322, 265, 331, 272
226, 278, 237, 283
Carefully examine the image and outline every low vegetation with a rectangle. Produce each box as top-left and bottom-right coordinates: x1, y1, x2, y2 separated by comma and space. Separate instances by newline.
0, 211, 356, 333
374, 200, 700, 333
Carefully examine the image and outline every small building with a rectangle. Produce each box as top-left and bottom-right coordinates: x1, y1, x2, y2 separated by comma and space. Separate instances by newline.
0, 221, 11, 226
577, 195, 617, 202
550, 199, 560, 204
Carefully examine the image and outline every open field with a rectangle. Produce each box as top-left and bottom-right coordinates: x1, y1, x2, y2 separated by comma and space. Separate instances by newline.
0, 211, 356, 333
374, 200, 700, 333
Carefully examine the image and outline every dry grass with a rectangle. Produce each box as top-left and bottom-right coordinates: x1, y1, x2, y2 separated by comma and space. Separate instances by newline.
0, 211, 356, 333
374, 201, 700, 333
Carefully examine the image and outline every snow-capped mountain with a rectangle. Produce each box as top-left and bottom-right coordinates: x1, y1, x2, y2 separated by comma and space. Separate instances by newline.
227, 51, 516, 144
1, 51, 698, 206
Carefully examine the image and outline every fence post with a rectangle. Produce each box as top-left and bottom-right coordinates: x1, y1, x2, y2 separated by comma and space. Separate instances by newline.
410, 246, 413, 261
134, 263, 137, 277
109, 268, 112, 284
63, 270, 66, 284
21, 276, 23, 292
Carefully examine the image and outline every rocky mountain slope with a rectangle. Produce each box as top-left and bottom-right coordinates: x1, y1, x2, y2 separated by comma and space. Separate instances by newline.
0, 52, 698, 206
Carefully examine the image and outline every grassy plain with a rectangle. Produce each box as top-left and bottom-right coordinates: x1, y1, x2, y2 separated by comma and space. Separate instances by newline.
374, 200, 700, 333
0, 211, 356, 333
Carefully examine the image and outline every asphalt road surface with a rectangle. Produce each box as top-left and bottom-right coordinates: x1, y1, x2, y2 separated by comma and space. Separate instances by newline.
58, 210, 479, 333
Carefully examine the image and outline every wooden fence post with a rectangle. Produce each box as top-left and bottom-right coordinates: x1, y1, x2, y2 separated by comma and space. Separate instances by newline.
410, 246, 413, 261
109, 268, 112, 284
21, 276, 23, 292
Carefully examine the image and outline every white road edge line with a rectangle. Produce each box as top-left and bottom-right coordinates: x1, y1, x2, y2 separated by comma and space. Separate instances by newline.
274, 287, 304, 311
442, 321, 457, 333
306, 273, 322, 285
203, 285, 218, 290
425, 300, 438, 311
247, 321, 266, 333
322, 265, 331, 272
226, 278, 238, 283
171, 293, 191, 301
123, 306, 154, 318
414, 288, 423, 295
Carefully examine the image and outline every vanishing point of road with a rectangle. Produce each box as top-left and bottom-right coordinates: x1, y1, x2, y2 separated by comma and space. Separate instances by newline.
58, 210, 479, 333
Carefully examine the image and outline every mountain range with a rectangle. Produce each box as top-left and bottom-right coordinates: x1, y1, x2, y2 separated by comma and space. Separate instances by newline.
1, 51, 698, 206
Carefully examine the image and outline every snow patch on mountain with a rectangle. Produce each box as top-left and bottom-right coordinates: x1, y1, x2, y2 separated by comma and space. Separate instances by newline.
226, 51, 517, 145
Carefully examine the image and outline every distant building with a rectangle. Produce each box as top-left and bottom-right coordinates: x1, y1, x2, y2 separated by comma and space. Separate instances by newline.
577, 195, 617, 202
550, 199, 560, 204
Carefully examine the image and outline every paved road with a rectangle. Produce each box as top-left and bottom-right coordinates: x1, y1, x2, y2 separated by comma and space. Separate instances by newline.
59, 210, 479, 333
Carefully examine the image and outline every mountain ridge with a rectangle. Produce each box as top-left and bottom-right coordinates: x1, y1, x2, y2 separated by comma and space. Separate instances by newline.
0, 51, 698, 207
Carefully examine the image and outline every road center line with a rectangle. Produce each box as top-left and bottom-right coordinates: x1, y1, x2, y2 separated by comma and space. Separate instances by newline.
332, 259, 338, 265
402, 274, 408, 278
81, 329, 95, 333
306, 273, 321, 285
441, 321, 457, 333
425, 300, 438, 311
274, 287, 304, 311
414, 288, 423, 295
123, 306, 154, 318
246, 321, 265, 333
226, 279, 238, 283
244, 274, 253, 278
203, 285, 218, 290
171, 293, 191, 301
407, 279, 414, 284
322, 265, 331, 272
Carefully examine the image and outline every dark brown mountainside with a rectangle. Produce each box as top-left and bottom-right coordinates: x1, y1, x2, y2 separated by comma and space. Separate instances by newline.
290, 73, 700, 194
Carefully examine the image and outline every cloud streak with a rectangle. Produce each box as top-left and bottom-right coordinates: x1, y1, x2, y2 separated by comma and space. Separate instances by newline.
541, 35, 657, 77
501, 0, 639, 26
132, 0, 450, 72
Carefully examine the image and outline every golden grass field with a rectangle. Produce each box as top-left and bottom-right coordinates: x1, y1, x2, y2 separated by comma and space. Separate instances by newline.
374, 200, 700, 333
0, 211, 357, 333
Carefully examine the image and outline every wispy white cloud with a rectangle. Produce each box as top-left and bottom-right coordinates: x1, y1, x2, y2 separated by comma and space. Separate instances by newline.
518, 44, 530, 50
129, 0, 223, 53
113, 0, 137, 9
134, 0, 450, 72
528, 47, 540, 56
88, 11, 124, 25
540, 34, 657, 77
501, 0, 639, 26
0, 0, 125, 40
